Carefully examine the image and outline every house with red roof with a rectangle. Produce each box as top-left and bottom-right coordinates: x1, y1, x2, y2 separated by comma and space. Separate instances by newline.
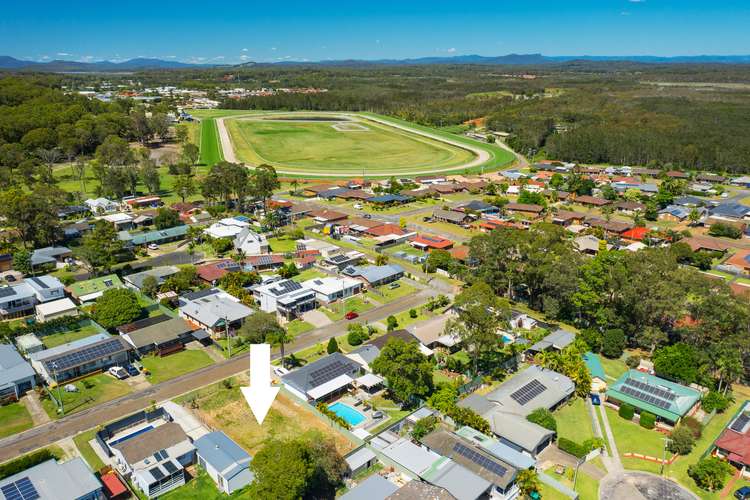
410, 234, 454, 251
365, 224, 405, 237
713, 401, 750, 476
621, 227, 649, 242
196, 260, 241, 285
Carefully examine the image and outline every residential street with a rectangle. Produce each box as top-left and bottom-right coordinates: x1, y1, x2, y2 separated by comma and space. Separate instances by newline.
0, 289, 433, 463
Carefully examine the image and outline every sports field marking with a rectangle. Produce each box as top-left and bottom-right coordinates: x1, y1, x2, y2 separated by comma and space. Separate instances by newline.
332, 122, 369, 132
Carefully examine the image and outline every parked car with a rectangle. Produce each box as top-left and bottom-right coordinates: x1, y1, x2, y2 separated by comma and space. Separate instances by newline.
388, 282, 401, 289
362, 214, 372, 219
108, 366, 128, 379
345, 311, 359, 320
148, 243, 159, 250
735, 486, 750, 500
124, 364, 139, 376
353, 203, 363, 209
590, 393, 601, 406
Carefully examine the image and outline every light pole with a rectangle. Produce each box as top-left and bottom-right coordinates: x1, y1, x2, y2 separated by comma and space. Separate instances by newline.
660, 437, 672, 475
50, 361, 64, 416
572, 456, 585, 490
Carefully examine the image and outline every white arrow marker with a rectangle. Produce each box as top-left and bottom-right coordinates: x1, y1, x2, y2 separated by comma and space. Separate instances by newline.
240, 344, 280, 425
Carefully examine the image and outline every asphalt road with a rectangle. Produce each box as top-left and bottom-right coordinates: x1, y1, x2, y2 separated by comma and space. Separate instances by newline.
0, 289, 433, 463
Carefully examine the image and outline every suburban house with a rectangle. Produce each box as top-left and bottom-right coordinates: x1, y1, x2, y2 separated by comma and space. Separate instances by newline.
457, 200, 498, 215
30, 333, 132, 384
458, 366, 575, 455
504, 203, 544, 218
370, 433, 491, 500
346, 329, 432, 371
234, 228, 270, 255
658, 205, 691, 222
14, 334, 44, 356
26, 276, 66, 303
724, 249, 750, 275
411, 314, 462, 351
30, 246, 72, 269
583, 352, 608, 393
196, 260, 242, 285
455, 426, 536, 471
420, 429, 520, 499
119, 225, 189, 248
324, 251, 366, 270
67, 274, 124, 303
0, 276, 65, 319
0, 344, 36, 401
101, 212, 135, 231
386, 481, 455, 499
605, 370, 701, 425
713, 401, 750, 477
410, 234, 454, 252
342, 264, 404, 287
195, 431, 254, 494
85, 197, 119, 213
574, 235, 608, 255
612, 201, 646, 213
120, 317, 196, 356
551, 210, 586, 226
124, 266, 180, 291
178, 288, 254, 338
621, 227, 650, 243
368, 194, 413, 206
340, 474, 397, 500
253, 279, 317, 318
574, 195, 610, 207
308, 209, 348, 224
681, 236, 732, 253
204, 217, 251, 239
124, 195, 162, 210
697, 173, 726, 183
527, 329, 575, 353
282, 352, 363, 401
585, 217, 632, 235
0, 458, 103, 500
35, 297, 78, 323
509, 312, 537, 330
432, 208, 471, 225
244, 254, 285, 272
296, 238, 341, 258
111, 422, 196, 498
344, 448, 380, 479
301, 276, 363, 304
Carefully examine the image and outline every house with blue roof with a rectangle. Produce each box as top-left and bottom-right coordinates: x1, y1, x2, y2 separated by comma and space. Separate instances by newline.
710, 202, 750, 221
195, 431, 254, 494
658, 204, 692, 222
367, 194, 413, 205
342, 264, 404, 287
605, 370, 702, 424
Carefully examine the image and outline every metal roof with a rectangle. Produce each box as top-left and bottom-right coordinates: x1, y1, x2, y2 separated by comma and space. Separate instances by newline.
194, 431, 254, 483
0, 344, 35, 389
0, 459, 101, 500
340, 475, 398, 500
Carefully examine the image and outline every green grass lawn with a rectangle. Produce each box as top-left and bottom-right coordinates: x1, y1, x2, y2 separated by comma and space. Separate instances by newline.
199, 118, 223, 167
41, 373, 133, 419
555, 398, 595, 443
321, 297, 374, 322
605, 406, 667, 459
0, 402, 34, 439
543, 465, 601, 500
599, 355, 629, 381
73, 428, 106, 471
372, 281, 418, 303
142, 349, 215, 384
40, 323, 103, 348
160, 471, 248, 499
214, 338, 250, 358
368, 394, 410, 434
293, 267, 327, 283
267, 236, 298, 253
402, 213, 476, 240
287, 319, 314, 336
226, 113, 475, 176
387, 307, 431, 330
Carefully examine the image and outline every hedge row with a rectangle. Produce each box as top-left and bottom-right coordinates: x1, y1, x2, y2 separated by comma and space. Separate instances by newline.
0, 449, 61, 480
558, 437, 606, 459
639, 411, 656, 429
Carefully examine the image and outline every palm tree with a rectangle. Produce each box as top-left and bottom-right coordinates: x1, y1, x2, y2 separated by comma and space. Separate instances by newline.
232, 248, 246, 265
268, 327, 293, 368
515, 469, 540, 497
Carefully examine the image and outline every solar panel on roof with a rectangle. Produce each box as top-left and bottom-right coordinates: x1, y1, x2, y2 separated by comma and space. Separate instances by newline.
509, 379, 547, 406
453, 442, 507, 477
44, 338, 126, 372
162, 461, 178, 474
731, 414, 750, 432
308, 359, 354, 387
0, 478, 39, 500
28, 277, 49, 289
624, 378, 677, 401
0, 288, 16, 298
150, 467, 165, 480
269, 280, 303, 296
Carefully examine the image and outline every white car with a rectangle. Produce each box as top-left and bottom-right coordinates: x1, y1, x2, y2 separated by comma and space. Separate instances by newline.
148, 243, 159, 250
108, 366, 128, 379
353, 203, 363, 209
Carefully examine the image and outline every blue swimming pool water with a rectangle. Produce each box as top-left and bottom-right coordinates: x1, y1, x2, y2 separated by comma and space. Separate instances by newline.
328, 402, 366, 426
108, 425, 154, 446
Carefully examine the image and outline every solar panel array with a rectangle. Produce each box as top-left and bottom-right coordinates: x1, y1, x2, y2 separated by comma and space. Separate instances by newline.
44, 338, 126, 372
216, 262, 241, 271
162, 462, 178, 474
269, 280, 303, 296
329, 254, 349, 263
153, 449, 169, 461
453, 442, 507, 477
253, 255, 278, 266
731, 413, 750, 432
28, 277, 48, 289
0, 288, 16, 299
1, 478, 40, 500
619, 385, 671, 410
150, 467, 165, 481
624, 378, 676, 401
308, 359, 354, 387
509, 379, 547, 406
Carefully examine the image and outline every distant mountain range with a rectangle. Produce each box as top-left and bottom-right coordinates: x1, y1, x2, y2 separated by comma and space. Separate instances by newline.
2, 53, 750, 72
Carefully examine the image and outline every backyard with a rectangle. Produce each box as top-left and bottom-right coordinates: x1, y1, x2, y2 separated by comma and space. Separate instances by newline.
142, 349, 215, 384
40, 321, 104, 348
160, 470, 248, 499
555, 397, 595, 444
178, 378, 355, 456
0, 402, 34, 439
41, 373, 133, 419
321, 296, 374, 322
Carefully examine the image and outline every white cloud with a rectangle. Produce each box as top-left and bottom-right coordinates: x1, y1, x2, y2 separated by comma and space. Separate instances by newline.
629, 0, 645, 3
271, 47, 277, 51
240, 54, 249, 61
620, 10, 631, 15
213, 56, 225, 60
57, 52, 70, 56
165, 55, 176, 59
242, 48, 249, 52
447, 47, 456, 53
40, 55, 50, 60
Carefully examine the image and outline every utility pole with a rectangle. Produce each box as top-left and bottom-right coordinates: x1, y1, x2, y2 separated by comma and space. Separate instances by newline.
660, 437, 672, 475
572, 456, 585, 490
51, 362, 64, 416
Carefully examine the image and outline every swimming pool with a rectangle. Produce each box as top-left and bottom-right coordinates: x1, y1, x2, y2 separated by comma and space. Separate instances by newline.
328, 402, 366, 426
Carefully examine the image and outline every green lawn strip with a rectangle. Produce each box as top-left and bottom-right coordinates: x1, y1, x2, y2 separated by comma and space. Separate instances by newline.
214, 338, 250, 359
41, 323, 102, 348
286, 319, 314, 336
142, 349, 215, 384
594, 408, 612, 455
605, 407, 667, 459
537, 480, 571, 500
293, 268, 328, 282
0, 402, 34, 439
368, 394, 410, 434
371, 281, 418, 303
387, 307, 431, 330
320, 297, 374, 322
555, 398, 595, 443
72, 429, 106, 471
160, 470, 248, 499
41, 373, 133, 419
543, 465, 600, 500
199, 118, 223, 166
267, 236, 298, 253
599, 355, 629, 381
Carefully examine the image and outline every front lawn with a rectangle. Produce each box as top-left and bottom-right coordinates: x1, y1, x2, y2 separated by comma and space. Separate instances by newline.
267, 236, 298, 254
599, 355, 629, 381
142, 349, 215, 384
160, 471, 248, 499
387, 307, 431, 330
0, 402, 34, 439
321, 297, 374, 322
287, 319, 314, 336
41, 373, 133, 419
555, 398, 595, 443
605, 406, 667, 459
73, 428, 105, 471
293, 268, 327, 283
373, 281, 418, 303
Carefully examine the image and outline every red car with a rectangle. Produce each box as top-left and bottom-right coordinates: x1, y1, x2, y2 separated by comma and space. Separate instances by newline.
345, 311, 359, 320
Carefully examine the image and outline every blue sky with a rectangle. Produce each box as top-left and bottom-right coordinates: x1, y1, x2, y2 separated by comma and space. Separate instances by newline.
2, 1, 749, 63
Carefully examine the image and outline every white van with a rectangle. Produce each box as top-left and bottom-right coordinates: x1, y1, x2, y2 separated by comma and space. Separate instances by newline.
108, 366, 128, 379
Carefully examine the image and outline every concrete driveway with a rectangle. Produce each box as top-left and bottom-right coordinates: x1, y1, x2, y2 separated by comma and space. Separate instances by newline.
302, 309, 333, 328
